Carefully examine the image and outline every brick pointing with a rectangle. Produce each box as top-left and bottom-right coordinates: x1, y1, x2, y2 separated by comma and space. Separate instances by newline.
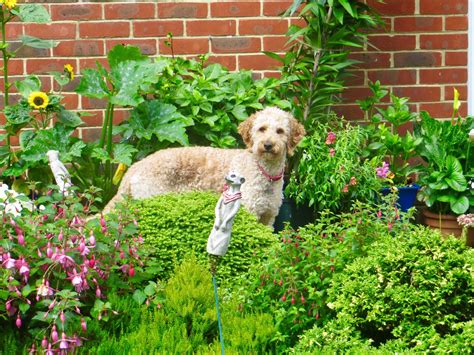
0, 0, 469, 140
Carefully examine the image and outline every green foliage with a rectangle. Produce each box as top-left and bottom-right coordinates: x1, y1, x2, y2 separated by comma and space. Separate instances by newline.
296, 226, 474, 353
358, 81, 421, 185
414, 112, 474, 214
85, 257, 276, 354
135, 191, 277, 282
286, 120, 382, 213
238, 194, 414, 350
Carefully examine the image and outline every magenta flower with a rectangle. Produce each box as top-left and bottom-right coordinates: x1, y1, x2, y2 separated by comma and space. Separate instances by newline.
376, 161, 391, 179
325, 132, 336, 145
37, 279, 54, 297
2, 253, 16, 269
59, 332, 68, 350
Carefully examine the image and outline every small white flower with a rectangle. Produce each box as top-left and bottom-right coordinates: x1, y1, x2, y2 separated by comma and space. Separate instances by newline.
469, 129, 474, 142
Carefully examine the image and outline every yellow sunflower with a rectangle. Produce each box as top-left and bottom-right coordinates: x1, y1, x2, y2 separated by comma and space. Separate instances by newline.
28, 91, 49, 110
64, 64, 74, 81
3, 0, 17, 10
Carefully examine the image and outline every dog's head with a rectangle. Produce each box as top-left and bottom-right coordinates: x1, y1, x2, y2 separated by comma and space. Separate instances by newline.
238, 107, 305, 159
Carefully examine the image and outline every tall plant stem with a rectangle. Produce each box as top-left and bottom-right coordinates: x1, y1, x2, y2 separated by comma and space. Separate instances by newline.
0, 11, 11, 151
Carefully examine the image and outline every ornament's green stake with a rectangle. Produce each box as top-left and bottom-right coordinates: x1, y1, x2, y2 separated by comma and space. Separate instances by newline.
210, 256, 225, 355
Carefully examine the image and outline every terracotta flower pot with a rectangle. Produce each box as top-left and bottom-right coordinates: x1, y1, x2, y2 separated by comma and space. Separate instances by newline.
422, 209, 474, 247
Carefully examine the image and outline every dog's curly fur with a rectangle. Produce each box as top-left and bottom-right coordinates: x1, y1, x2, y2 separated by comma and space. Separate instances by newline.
103, 107, 305, 226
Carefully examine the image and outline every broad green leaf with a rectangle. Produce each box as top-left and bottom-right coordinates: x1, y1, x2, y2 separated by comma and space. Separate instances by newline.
15, 4, 51, 23
58, 108, 84, 128
19, 130, 35, 149
132, 289, 147, 305
445, 173, 467, 192
62, 141, 86, 161
15, 75, 41, 97
20, 35, 58, 49
19, 302, 30, 313
231, 105, 248, 120
4, 103, 31, 127
91, 147, 110, 163
108, 45, 148, 69
75, 68, 110, 99
451, 195, 469, 214
113, 143, 137, 166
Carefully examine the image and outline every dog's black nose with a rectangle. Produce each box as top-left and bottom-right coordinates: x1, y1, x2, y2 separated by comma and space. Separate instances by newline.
264, 143, 273, 151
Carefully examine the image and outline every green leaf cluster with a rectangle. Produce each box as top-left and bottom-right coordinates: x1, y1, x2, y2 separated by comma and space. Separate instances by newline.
294, 226, 474, 353
135, 191, 277, 283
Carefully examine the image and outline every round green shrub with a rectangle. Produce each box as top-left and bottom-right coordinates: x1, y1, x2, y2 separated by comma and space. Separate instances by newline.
135, 191, 277, 281
295, 226, 474, 353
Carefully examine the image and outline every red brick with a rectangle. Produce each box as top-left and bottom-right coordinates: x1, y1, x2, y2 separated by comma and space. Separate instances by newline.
263, 1, 292, 16
8, 42, 50, 58
62, 93, 79, 110
351, 52, 391, 69
369, 35, 416, 51
420, 34, 467, 50
79, 58, 109, 72
187, 20, 236, 36
366, 0, 415, 15
206, 55, 237, 71
104, 3, 156, 19
112, 109, 131, 125
333, 104, 364, 121
445, 51, 467, 66
26, 59, 74, 75
420, 0, 467, 14
81, 128, 103, 142
289, 18, 306, 28
368, 70, 417, 85
445, 16, 468, 31
393, 52, 442, 68
52, 77, 79, 92
133, 20, 183, 37
419, 102, 467, 118
5, 23, 23, 39
159, 38, 209, 55
158, 3, 207, 18
445, 85, 467, 101
54, 40, 104, 57
263, 36, 289, 52
238, 54, 282, 70
419, 69, 467, 84
51, 4, 102, 21
211, 2, 260, 17
106, 39, 157, 56
24, 23, 76, 40
345, 71, 365, 87
341, 87, 373, 102
263, 71, 282, 78
239, 19, 288, 35
392, 86, 440, 102
393, 17, 442, 32
81, 97, 107, 110
79, 22, 130, 39
211, 37, 260, 54
80, 111, 103, 127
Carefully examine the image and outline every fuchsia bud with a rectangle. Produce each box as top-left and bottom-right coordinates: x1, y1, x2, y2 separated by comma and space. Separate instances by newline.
291, 296, 295, 305
281, 295, 286, 302
301, 295, 305, 303
60, 311, 65, 323
51, 325, 59, 342
78, 240, 86, 253
128, 265, 135, 277
100, 215, 107, 233
37, 249, 42, 257
18, 233, 25, 246
119, 250, 125, 259
89, 234, 96, 246
89, 257, 95, 268
41, 337, 48, 348
46, 243, 53, 258
6, 299, 12, 312
95, 287, 101, 298
48, 299, 56, 310
81, 318, 87, 332
58, 229, 63, 241
16, 314, 22, 328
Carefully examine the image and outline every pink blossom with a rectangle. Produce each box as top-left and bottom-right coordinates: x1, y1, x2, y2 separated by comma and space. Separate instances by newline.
37, 280, 54, 297
51, 325, 59, 343
100, 215, 107, 233
325, 132, 336, 145
2, 253, 16, 269
349, 176, 357, 186
17, 233, 25, 246
81, 318, 87, 332
41, 337, 48, 349
16, 314, 22, 328
341, 185, 349, 193
59, 332, 68, 350
376, 161, 391, 179
329, 148, 335, 157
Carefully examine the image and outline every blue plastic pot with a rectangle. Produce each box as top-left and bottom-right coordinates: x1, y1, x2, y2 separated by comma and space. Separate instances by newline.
380, 184, 420, 212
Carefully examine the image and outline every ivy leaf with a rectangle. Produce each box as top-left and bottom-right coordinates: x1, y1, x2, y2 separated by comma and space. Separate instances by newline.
76, 68, 110, 99
20, 35, 58, 49
57, 108, 84, 128
14, 4, 51, 23
112, 143, 137, 166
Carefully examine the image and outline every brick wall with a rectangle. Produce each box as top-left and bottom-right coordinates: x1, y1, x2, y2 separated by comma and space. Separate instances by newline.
0, 0, 469, 139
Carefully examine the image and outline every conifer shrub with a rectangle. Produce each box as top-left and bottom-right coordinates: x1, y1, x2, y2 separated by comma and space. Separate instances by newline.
135, 191, 277, 281
293, 226, 474, 353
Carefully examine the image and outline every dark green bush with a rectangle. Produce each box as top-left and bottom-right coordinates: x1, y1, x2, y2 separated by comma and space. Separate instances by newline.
135, 191, 277, 282
86, 257, 276, 354
238, 195, 415, 350
294, 226, 474, 353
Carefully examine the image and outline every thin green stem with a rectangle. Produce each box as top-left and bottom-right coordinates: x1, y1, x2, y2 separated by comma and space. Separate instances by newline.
1, 10, 11, 152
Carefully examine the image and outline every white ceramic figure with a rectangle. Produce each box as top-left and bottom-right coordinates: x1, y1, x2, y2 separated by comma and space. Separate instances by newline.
46, 150, 72, 195
207, 172, 245, 256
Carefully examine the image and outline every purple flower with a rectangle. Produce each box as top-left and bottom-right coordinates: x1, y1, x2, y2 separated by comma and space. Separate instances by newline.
376, 162, 391, 179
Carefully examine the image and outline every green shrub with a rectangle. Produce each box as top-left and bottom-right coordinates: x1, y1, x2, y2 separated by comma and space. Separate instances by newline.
136, 191, 277, 282
238, 195, 414, 350
86, 257, 276, 354
295, 226, 474, 353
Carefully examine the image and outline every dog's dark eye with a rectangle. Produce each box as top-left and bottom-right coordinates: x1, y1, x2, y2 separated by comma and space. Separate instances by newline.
258, 126, 266, 132
276, 128, 285, 134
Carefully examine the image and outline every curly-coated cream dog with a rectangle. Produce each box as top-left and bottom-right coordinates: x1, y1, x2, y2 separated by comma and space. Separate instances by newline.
103, 107, 305, 226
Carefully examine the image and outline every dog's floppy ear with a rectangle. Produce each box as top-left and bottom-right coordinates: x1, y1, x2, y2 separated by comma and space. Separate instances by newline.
287, 115, 306, 156
238, 113, 256, 149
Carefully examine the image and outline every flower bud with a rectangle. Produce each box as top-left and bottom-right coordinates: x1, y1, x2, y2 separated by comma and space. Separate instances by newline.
16, 314, 22, 328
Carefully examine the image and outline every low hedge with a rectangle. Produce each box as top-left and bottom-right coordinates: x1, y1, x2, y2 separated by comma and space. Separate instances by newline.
135, 191, 277, 281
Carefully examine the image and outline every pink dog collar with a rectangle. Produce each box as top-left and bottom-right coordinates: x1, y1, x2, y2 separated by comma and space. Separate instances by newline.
222, 184, 242, 204
257, 163, 284, 182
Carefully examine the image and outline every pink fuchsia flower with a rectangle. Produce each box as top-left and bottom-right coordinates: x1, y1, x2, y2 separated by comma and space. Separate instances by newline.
59, 332, 68, 350
16, 257, 30, 281
329, 148, 335, 157
325, 132, 336, 145
51, 325, 59, 343
37, 279, 54, 297
51, 249, 75, 268
376, 161, 391, 179
2, 253, 16, 269
68, 269, 88, 293
100, 215, 107, 233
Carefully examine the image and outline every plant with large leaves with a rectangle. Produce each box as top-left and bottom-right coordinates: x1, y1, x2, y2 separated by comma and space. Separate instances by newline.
414, 112, 474, 215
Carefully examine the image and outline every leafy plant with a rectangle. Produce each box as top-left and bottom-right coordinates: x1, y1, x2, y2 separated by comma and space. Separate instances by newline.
238, 194, 414, 350
0, 186, 145, 352
358, 81, 421, 186
414, 112, 474, 214
134, 191, 276, 283
297, 226, 474, 352
286, 120, 382, 214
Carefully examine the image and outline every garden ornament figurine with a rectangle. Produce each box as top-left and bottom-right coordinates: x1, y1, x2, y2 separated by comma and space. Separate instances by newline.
47, 150, 72, 195
207, 172, 245, 256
